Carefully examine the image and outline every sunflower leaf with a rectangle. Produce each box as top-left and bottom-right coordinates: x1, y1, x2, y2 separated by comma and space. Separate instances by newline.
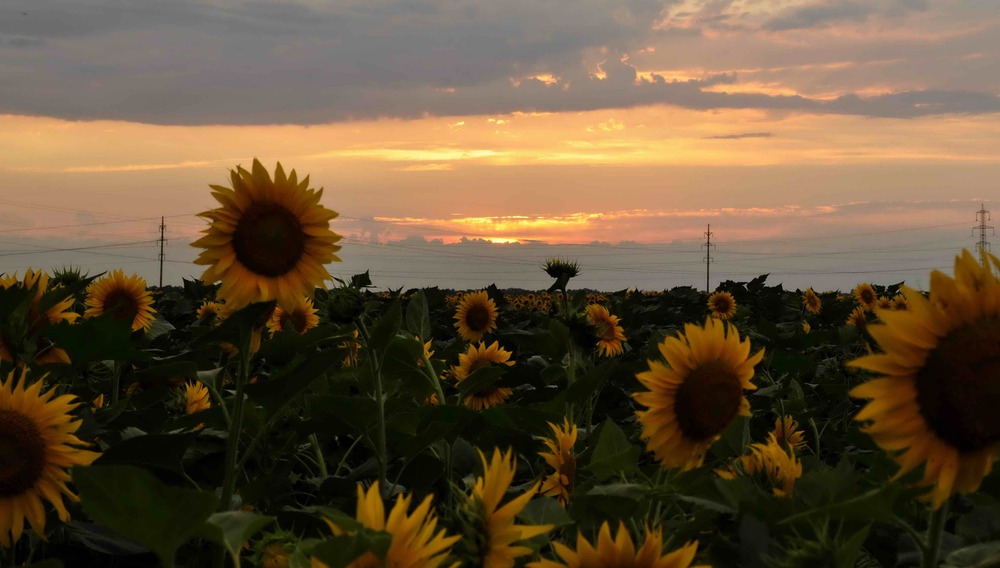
198, 511, 275, 566
73, 465, 219, 568
310, 533, 391, 568
405, 290, 433, 344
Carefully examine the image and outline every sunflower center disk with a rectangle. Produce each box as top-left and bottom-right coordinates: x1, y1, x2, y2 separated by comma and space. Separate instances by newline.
0, 409, 47, 497
103, 289, 139, 323
916, 319, 1000, 452
232, 203, 307, 278
465, 305, 491, 332
673, 360, 743, 441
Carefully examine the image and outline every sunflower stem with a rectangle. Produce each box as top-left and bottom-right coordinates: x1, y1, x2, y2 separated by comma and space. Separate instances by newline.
111, 360, 123, 405
219, 337, 252, 513
922, 501, 949, 568
357, 321, 389, 498
203, 377, 232, 428
419, 347, 446, 405
893, 515, 928, 556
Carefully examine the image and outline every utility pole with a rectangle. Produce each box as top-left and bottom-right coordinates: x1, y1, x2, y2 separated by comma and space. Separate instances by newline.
973, 204, 993, 266
157, 216, 167, 287
702, 224, 715, 293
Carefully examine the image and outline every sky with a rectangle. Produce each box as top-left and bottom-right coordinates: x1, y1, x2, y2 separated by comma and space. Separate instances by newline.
2, 0, 999, 291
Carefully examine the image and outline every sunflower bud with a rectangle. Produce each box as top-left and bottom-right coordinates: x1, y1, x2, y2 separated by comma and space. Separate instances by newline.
326, 287, 365, 324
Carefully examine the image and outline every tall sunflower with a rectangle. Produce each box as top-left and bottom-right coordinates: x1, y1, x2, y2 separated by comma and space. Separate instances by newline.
537, 419, 577, 507
454, 291, 498, 343
266, 296, 320, 336
585, 304, 626, 357
849, 250, 1000, 509
707, 291, 737, 320
316, 481, 458, 568
845, 306, 867, 330
452, 342, 515, 411
634, 318, 764, 471
196, 301, 226, 325
183, 381, 211, 415
0, 269, 78, 365
455, 449, 551, 568
853, 282, 877, 310
892, 294, 909, 310
192, 159, 342, 312
527, 522, 702, 568
84, 270, 157, 332
0, 368, 100, 546
802, 288, 822, 315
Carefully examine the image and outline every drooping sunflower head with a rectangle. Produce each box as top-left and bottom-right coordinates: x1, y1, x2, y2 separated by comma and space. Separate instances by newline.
452, 341, 515, 410
538, 419, 578, 507
266, 296, 320, 336
634, 317, 765, 471
527, 522, 701, 568
453, 290, 498, 343
455, 448, 551, 567
542, 258, 581, 280
850, 249, 1000, 509
802, 288, 822, 315
192, 159, 342, 312
585, 304, 626, 357
852, 282, 877, 309
0, 367, 100, 546
845, 306, 867, 330
717, 434, 802, 498
317, 481, 458, 568
84, 270, 157, 332
182, 381, 211, 415
707, 291, 737, 320
771, 415, 807, 453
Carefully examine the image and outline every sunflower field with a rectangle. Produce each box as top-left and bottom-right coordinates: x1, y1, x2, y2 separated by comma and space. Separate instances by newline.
1, 161, 999, 568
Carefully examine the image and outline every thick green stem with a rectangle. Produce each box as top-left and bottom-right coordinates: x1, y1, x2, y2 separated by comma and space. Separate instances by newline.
203, 377, 232, 428
219, 338, 252, 513
419, 348, 446, 405
111, 360, 123, 405
357, 322, 389, 497
566, 344, 577, 422
922, 501, 949, 568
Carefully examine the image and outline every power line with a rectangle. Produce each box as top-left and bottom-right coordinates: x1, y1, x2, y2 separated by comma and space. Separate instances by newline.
973, 204, 993, 263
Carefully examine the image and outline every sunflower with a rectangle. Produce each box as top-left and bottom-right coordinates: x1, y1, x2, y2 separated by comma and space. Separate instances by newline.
772, 415, 807, 453
452, 341, 515, 411
455, 449, 551, 568
316, 481, 458, 568
892, 294, 909, 310
801, 321, 811, 334
634, 317, 764, 471
183, 381, 211, 415
845, 306, 867, 329
875, 296, 893, 310
585, 304, 626, 357
266, 296, 320, 336
196, 301, 226, 324
454, 291, 499, 343
707, 291, 737, 320
0, 367, 100, 546
716, 434, 802, 498
802, 288, 822, 315
538, 419, 577, 507
0, 270, 78, 365
849, 249, 1000, 508
84, 270, 157, 332
340, 330, 361, 367
527, 522, 702, 568
192, 159, 342, 312
853, 282, 877, 309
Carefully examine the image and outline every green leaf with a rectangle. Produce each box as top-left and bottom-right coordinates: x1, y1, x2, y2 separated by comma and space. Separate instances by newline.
368, 300, 402, 355
518, 497, 573, 528
74, 465, 219, 568
45, 317, 145, 364
778, 483, 904, 525
199, 511, 276, 566
944, 542, 1000, 568
564, 360, 616, 404
456, 366, 506, 397
586, 419, 641, 481
245, 349, 344, 417
95, 433, 196, 477
310, 533, 392, 568
405, 290, 433, 344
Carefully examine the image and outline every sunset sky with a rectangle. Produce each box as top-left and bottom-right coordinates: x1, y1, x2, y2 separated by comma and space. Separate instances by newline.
2, 0, 999, 291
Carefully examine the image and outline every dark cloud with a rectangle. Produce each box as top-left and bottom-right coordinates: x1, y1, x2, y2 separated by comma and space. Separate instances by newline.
705, 132, 774, 140
0, 0, 997, 124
